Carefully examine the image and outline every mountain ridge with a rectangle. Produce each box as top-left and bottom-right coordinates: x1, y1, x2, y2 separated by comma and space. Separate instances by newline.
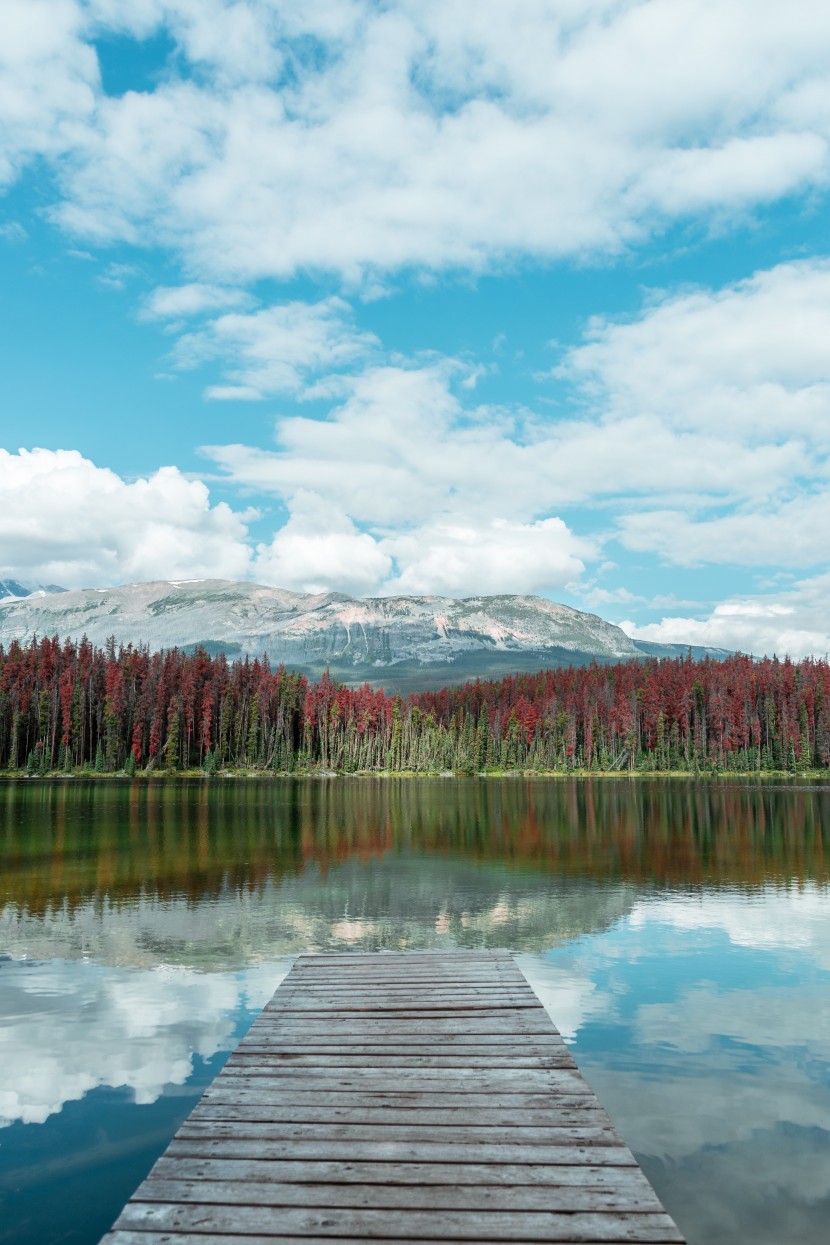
0, 579, 67, 600
0, 578, 731, 690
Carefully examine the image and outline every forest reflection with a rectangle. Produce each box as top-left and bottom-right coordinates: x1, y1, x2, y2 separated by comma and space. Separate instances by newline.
1, 777, 827, 916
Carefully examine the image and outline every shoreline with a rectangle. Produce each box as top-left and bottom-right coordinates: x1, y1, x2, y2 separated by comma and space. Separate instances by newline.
1, 767, 828, 783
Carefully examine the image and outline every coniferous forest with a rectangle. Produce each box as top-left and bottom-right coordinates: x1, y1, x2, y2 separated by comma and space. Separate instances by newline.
1, 635, 830, 776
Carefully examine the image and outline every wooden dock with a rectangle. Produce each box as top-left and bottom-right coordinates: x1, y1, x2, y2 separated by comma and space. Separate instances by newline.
101, 950, 685, 1244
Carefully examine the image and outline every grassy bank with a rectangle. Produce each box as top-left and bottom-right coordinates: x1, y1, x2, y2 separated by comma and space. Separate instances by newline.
2, 766, 828, 782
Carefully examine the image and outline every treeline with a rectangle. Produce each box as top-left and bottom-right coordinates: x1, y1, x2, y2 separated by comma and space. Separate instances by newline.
2, 635, 830, 775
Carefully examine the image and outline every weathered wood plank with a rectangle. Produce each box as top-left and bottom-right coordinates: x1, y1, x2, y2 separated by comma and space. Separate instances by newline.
253, 1011, 554, 1023
169, 1124, 619, 1148
180, 1105, 612, 1129
249, 1021, 558, 1037
280, 982, 525, 993
114, 1203, 684, 1242
233, 1041, 569, 1056
152, 1157, 648, 1188
99, 951, 684, 1245
136, 1177, 665, 1214
263, 1002, 545, 1014
191, 1090, 601, 1110
154, 1138, 634, 1165
225, 1054, 578, 1070
235, 1034, 568, 1048
251, 1020, 555, 1033
104, 1235, 676, 1245
268, 976, 537, 987
292, 950, 513, 962
214, 1069, 593, 1093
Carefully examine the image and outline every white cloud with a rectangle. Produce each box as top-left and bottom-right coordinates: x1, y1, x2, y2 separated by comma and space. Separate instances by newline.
0, 220, 27, 243
618, 492, 830, 568
203, 329, 821, 600
0, 0, 98, 187
96, 260, 139, 291
143, 282, 255, 319
5, 2, 830, 279
175, 297, 377, 398
561, 260, 830, 444
553, 260, 830, 599
579, 586, 643, 608
248, 473, 590, 600
629, 131, 828, 216
206, 363, 595, 596
253, 490, 392, 595
0, 448, 253, 588
203, 383, 264, 401
385, 517, 590, 597
207, 364, 503, 526
6, 5, 830, 613
620, 571, 830, 658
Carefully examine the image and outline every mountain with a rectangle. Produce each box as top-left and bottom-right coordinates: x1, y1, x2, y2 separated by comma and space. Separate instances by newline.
0, 578, 730, 690
0, 579, 66, 600
631, 638, 734, 662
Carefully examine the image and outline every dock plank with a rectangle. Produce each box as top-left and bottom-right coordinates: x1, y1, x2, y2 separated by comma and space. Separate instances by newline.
150, 1157, 646, 1187
154, 1138, 633, 1164
112, 1203, 684, 1241
99, 951, 685, 1245
134, 1178, 665, 1213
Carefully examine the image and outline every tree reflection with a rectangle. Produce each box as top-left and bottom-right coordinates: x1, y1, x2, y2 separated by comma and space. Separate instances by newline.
1, 779, 827, 917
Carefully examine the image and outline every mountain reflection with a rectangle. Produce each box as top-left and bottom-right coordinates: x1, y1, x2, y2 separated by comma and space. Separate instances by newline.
2, 778, 828, 967
2, 778, 828, 911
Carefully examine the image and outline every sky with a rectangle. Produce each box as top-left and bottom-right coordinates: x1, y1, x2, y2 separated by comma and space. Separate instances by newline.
2, 0, 830, 658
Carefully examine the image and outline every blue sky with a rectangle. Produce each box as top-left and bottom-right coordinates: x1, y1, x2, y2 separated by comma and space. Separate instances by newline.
3, 0, 830, 657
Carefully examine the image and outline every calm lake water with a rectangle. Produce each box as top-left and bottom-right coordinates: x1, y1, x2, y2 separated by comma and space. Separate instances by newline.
1, 777, 829, 1245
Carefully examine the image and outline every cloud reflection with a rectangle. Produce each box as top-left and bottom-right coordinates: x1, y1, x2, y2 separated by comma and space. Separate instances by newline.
0, 958, 291, 1126
520, 882, 830, 1245
630, 884, 830, 965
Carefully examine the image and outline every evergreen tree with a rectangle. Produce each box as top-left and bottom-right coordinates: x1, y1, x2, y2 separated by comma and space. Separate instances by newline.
165, 708, 180, 771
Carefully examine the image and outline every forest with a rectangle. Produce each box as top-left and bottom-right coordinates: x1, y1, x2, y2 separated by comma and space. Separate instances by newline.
1, 634, 829, 775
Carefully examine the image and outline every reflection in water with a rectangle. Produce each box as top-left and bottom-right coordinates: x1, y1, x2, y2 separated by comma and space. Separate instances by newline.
1, 778, 829, 1245
0, 959, 291, 1127
2, 778, 829, 911
520, 887, 830, 1245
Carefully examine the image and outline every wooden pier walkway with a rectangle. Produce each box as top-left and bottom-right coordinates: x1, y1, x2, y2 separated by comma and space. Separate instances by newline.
102, 950, 685, 1244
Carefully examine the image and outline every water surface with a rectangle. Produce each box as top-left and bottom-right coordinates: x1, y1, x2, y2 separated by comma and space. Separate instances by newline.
1, 778, 829, 1244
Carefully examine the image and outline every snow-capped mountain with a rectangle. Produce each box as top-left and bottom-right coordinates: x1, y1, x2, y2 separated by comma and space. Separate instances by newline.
0, 579, 66, 600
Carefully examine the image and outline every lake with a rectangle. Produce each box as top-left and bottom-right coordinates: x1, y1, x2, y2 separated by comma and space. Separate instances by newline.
1, 777, 829, 1244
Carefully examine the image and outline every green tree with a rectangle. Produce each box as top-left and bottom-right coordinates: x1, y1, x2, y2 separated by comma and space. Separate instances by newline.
165, 708, 180, 771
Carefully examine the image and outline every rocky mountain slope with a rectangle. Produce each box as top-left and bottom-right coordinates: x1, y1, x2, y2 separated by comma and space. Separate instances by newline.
0, 579, 728, 689
0, 579, 66, 600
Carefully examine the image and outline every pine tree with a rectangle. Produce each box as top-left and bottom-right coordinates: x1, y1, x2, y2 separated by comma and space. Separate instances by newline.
476, 709, 489, 771
165, 708, 180, 771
